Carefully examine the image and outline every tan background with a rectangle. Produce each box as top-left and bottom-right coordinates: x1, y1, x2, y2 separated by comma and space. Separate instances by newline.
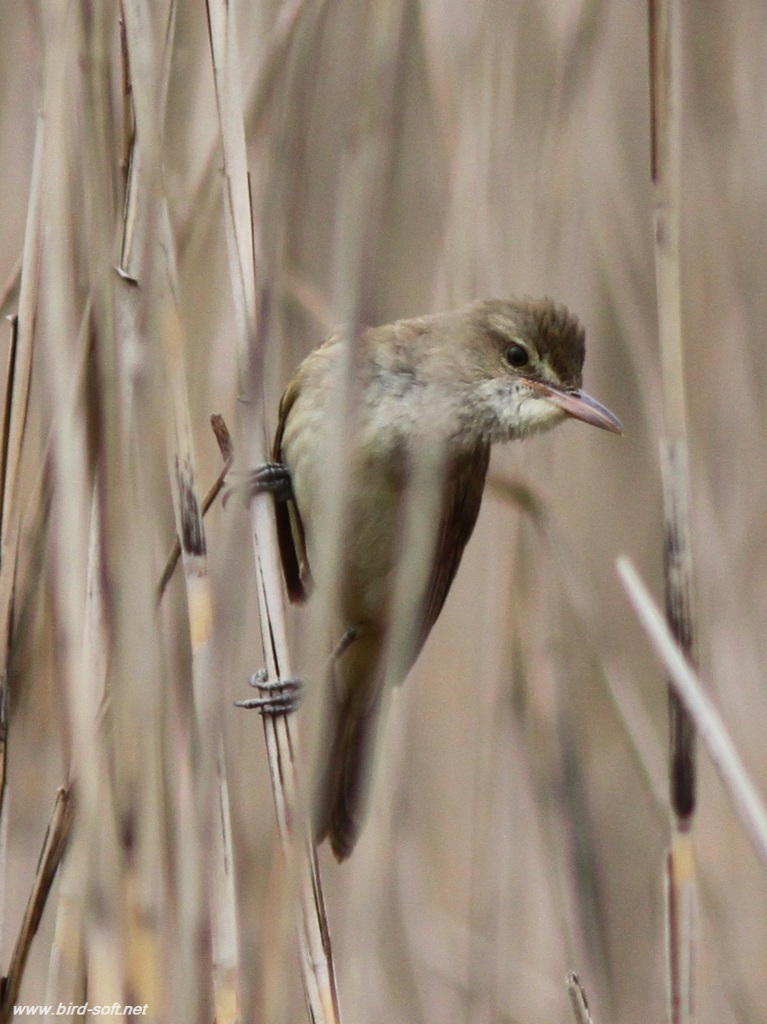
1, 3, 765, 1022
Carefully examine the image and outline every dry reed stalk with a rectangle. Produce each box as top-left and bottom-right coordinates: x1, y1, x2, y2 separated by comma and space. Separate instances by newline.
45, 829, 86, 1012
0, 788, 74, 1020
118, 4, 245, 1019
0, 107, 44, 821
205, 3, 339, 1021
648, 1, 696, 1019
491, 471, 670, 811
85, 4, 176, 1016
0, 273, 155, 1016
157, 415, 233, 602
180, 0, 325, 258
0, 319, 19, 560
152, 44, 241, 1006
566, 972, 595, 1024
43, 483, 107, 1014
504, 518, 606, 999
161, 277, 240, 1020
0, 257, 22, 320
13, 8, 136, 1016
0, 94, 47, 1017
0, 294, 94, 1020
618, 558, 767, 868
20, 4, 205, 1017
0, 317, 16, 840
602, 668, 667, 815
37, 402, 230, 1015
0, 475, 53, 1009
649, 0, 696, 813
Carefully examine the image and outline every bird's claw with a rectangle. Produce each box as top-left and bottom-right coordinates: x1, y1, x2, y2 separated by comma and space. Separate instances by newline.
235, 672, 304, 716
222, 462, 293, 508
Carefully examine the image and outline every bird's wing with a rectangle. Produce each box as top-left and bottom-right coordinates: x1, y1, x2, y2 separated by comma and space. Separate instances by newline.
413, 443, 491, 657
272, 376, 312, 603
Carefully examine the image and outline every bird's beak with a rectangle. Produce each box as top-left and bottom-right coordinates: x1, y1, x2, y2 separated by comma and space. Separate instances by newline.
527, 380, 623, 434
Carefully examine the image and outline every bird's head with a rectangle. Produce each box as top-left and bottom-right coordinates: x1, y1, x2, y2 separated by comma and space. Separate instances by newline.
455, 297, 623, 443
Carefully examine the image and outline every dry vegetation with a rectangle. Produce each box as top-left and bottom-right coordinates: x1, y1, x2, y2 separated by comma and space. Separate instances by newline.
0, 2, 766, 1023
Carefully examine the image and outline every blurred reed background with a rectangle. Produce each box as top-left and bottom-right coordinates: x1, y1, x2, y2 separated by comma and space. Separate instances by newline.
0, 2, 766, 1022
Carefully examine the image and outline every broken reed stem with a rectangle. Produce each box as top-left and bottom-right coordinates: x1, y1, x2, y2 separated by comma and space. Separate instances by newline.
649, 2, 696, 1020
617, 557, 767, 871
205, 2, 338, 1020
156, 414, 233, 601
566, 973, 595, 1024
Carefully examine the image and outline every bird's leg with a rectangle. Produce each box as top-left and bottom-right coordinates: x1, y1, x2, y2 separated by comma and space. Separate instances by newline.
236, 627, 361, 717
222, 461, 293, 507
236, 669, 305, 715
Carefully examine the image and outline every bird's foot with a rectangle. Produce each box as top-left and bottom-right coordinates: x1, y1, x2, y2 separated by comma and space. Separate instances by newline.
222, 462, 293, 508
235, 669, 304, 716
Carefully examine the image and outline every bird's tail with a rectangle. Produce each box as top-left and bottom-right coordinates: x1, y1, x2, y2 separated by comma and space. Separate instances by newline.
313, 687, 384, 861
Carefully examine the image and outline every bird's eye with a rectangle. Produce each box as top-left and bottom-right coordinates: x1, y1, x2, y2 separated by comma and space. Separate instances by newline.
506, 343, 529, 368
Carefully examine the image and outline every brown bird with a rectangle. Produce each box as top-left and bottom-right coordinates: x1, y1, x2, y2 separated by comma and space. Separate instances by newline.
245, 297, 622, 860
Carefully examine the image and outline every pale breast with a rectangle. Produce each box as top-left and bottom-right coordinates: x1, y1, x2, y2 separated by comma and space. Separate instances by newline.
279, 334, 455, 631
286, 429, 406, 628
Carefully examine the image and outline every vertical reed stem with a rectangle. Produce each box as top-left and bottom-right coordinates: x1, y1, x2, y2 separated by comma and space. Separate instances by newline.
648, 1, 697, 1020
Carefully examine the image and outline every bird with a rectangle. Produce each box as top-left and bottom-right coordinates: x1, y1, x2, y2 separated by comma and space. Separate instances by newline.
242, 297, 622, 860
